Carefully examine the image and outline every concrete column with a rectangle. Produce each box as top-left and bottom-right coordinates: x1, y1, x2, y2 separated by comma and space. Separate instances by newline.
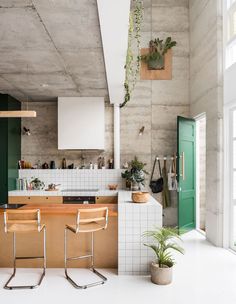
114, 104, 120, 169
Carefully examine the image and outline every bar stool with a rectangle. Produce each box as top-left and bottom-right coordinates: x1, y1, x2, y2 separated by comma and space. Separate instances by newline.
64, 207, 108, 289
3, 209, 46, 290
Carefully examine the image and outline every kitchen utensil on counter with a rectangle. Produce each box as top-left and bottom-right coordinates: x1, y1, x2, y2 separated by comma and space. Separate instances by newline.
132, 192, 150, 203
108, 184, 118, 190
42, 162, 49, 169
18, 160, 32, 169
108, 159, 114, 169
45, 183, 60, 191
68, 163, 74, 169
50, 161, 56, 169
62, 158, 66, 169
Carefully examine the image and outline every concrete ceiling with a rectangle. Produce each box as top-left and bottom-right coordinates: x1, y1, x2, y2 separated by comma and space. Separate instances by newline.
0, 0, 108, 101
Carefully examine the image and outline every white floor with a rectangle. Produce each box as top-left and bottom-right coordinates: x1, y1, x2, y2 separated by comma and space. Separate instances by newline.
0, 231, 236, 304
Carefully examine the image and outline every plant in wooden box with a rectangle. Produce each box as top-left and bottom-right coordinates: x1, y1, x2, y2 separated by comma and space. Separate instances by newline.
141, 37, 177, 70
122, 156, 148, 190
143, 227, 184, 285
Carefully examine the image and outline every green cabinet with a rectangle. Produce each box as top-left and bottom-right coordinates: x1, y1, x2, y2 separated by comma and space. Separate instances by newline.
0, 94, 21, 203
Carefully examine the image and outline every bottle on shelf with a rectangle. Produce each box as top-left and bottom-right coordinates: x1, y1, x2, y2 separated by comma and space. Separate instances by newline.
62, 158, 66, 169
108, 158, 114, 169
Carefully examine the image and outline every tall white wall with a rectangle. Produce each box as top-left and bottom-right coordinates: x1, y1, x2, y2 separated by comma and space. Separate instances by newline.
189, 0, 224, 246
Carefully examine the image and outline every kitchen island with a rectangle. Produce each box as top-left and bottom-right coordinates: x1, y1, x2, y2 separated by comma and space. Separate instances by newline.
0, 190, 162, 274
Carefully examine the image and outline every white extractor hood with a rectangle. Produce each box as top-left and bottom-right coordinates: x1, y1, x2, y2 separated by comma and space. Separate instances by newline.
58, 97, 105, 150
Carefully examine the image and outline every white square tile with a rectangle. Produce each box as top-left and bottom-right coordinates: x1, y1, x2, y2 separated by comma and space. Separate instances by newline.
118, 257, 126, 265
133, 213, 140, 220
126, 257, 133, 264
126, 235, 133, 242
126, 243, 133, 250
132, 257, 140, 264
133, 234, 141, 242
125, 227, 133, 235
125, 265, 133, 272
119, 250, 126, 257
125, 249, 133, 257
132, 266, 141, 273
118, 243, 126, 250
141, 256, 148, 264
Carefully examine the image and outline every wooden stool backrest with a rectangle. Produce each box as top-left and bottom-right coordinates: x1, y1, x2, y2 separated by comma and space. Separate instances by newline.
4, 209, 41, 232
76, 207, 108, 230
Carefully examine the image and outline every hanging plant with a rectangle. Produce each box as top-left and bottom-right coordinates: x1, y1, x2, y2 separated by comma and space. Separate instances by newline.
141, 37, 177, 70
120, 0, 144, 108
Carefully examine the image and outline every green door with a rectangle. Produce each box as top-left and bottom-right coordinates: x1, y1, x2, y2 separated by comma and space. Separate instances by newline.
177, 116, 196, 233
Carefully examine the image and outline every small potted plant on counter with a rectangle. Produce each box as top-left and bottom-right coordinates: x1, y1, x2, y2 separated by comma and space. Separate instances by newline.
141, 37, 177, 70
30, 177, 45, 190
122, 156, 148, 190
143, 227, 184, 285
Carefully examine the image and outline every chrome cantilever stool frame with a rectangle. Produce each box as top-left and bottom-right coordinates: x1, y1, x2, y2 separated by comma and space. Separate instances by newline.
64, 207, 108, 289
3, 209, 46, 290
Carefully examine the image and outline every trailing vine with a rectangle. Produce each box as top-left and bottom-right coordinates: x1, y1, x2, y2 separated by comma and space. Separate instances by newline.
120, 0, 143, 108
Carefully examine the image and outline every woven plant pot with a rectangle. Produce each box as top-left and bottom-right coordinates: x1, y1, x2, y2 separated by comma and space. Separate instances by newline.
132, 192, 149, 203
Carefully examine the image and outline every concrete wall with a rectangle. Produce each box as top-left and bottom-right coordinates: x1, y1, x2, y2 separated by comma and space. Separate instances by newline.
21, 101, 114, 168
21, 0, 190, 225
120, 0, 190, 225
189, 0, 223, 245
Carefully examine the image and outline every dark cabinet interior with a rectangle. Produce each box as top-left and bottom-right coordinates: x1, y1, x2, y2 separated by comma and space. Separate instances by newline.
0, 94, 21, 203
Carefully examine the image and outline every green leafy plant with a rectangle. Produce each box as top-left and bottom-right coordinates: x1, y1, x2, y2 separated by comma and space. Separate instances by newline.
122, 156, 148, 186
30, 177, 45, 190
143, 227, 184, 268
120, 0, 144, 108
141, 37, 177, 70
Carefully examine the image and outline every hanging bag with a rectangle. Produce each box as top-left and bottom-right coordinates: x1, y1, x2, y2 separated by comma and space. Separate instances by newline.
168, 157, 177, 191
149, 158, 163, 193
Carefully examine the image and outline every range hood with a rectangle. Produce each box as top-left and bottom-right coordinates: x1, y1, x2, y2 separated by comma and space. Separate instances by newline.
58, 97, 105, 150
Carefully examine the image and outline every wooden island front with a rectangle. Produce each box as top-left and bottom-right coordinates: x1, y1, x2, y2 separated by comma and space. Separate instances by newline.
0, 201, 118, 269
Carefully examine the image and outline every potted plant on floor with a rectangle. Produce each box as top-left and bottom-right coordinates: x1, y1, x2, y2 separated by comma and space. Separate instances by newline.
141, 37, 177, 70
143, 227, 184, 285
122, 156, 148, 190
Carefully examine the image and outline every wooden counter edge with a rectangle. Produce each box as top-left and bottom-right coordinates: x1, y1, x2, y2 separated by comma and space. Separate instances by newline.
0, 204, 118, 216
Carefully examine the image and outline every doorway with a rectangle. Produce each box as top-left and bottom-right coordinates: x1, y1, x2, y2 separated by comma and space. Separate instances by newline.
225, 105, 236, 251
195, 114, 206, 233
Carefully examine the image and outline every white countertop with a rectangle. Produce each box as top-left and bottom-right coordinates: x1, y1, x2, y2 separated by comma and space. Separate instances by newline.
8, 190, 118, 197
8, 189, 162, 207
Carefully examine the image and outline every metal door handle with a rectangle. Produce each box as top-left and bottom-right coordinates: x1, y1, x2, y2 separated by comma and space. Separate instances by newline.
182, 152, 185, 181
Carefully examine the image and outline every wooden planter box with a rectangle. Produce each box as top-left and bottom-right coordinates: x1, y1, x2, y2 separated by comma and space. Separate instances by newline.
140, 48, 172, 80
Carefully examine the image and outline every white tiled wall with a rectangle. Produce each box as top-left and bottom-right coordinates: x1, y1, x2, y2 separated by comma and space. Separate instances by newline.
19, 169, 124, 190
118, 201, 162, 275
